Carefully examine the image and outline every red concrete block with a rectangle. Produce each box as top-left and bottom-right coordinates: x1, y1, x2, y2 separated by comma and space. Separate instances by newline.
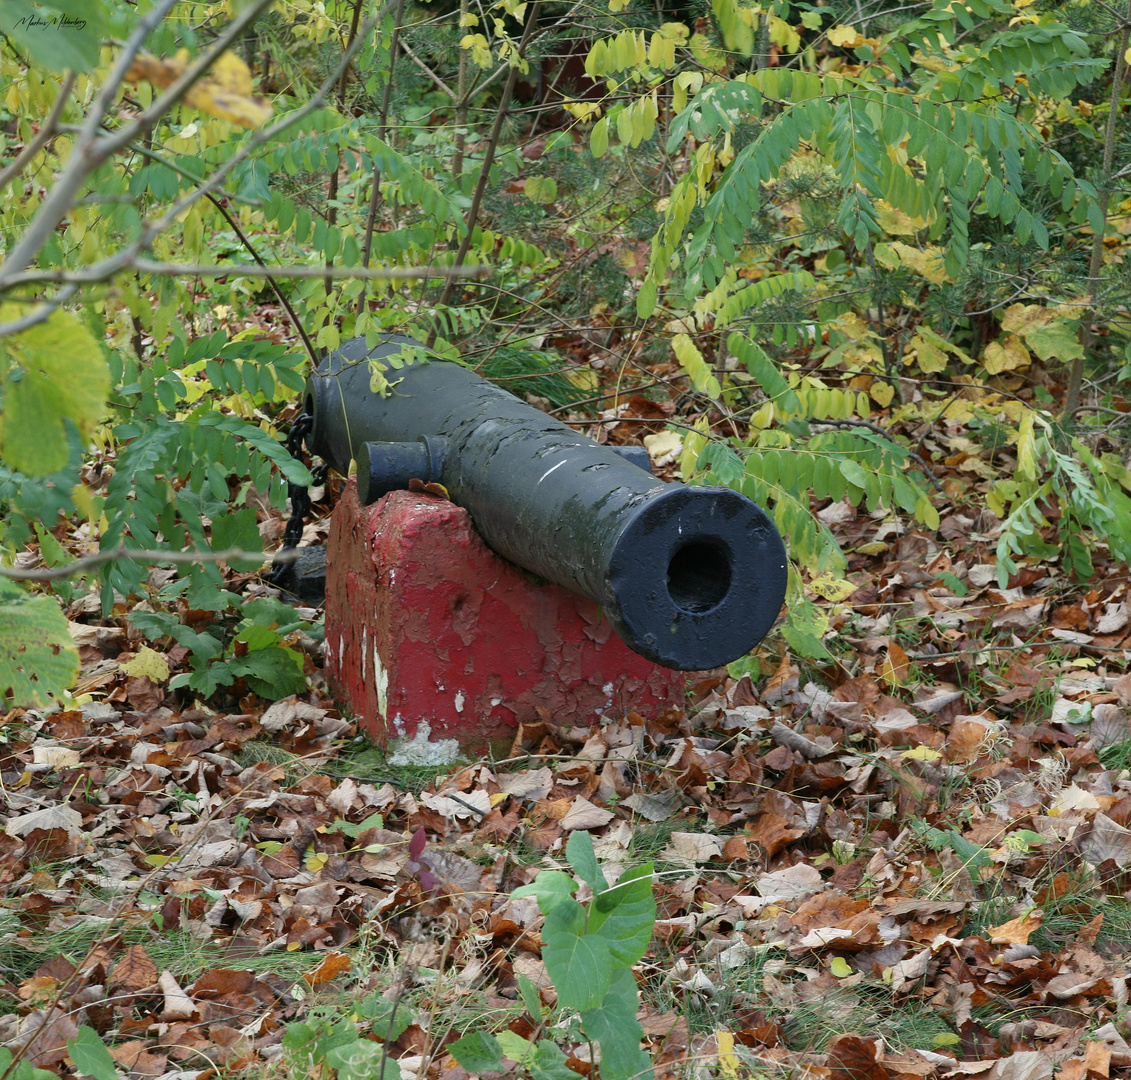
324, 480, 685, 752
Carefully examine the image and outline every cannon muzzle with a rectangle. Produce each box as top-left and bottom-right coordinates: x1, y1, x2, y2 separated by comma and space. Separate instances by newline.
305, 335, 787, 671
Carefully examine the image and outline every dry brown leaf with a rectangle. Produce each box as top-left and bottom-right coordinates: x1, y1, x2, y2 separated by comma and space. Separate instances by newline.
1080, 814, 1131, 868
987, 910, 1042, 945
110, 943, 158, 992
497, 767, 553, 801
664, 831, 722, 863
4, 804, 85, 840
879, 642, 910, 686
560, 796, 614, 830
304, 953, 351, 987
159, 970, 197, 1020
826, 1034, 889, 1080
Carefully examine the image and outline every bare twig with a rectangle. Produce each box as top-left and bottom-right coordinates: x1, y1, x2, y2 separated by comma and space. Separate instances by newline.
428, 4, 541, 345
359, 0, 409, 302
0, 544, 298, 583
202, 195, 320, 367
399, 39, 457, 100
3, 259, 489, 288
1063, 0, 1131, 420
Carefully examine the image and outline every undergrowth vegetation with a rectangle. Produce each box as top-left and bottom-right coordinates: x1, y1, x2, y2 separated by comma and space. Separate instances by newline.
2, 0, 1131, 1078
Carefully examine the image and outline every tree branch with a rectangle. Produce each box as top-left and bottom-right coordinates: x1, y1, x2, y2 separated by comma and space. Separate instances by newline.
0, 6, 400, 339
1, 545, 299, 583
0, 0, 266, 285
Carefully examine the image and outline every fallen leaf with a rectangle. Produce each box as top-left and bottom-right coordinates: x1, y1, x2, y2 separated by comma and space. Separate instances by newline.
5, 804, 85, 840
560, 796, 615, 830
304, 953, 351, 987
987, 910, 1042, 945
118, 645, 171, 682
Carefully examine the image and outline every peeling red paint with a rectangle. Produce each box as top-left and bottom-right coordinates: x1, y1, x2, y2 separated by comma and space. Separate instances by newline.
325, 481, 686, 752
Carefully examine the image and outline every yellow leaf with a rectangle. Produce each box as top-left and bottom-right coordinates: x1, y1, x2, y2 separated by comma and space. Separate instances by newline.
717, 1031, 740, 1079
769, 16, 801, 53
828, 25, 864, 47
124, 50, 272, 128
563, 99, 600, 122
119, 646, 171, 683
907, 333, 949, 374
286, 941, 302, 951
901, 746, 942, 761
830, 957, 853, 977
1001, 303, 1054, 335
870, 381, 895, 407
144, 854, 172, 867
875, 201, 928, 236
982, 335, 1031, 375
888, 241, 950, 284
305, 851, 329, 872
807, 574, 857, 602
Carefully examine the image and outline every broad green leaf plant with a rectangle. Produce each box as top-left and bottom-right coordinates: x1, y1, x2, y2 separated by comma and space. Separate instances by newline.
452, 830, 657, 1080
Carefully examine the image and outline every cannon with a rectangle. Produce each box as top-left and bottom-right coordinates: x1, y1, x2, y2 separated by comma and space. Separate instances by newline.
304, 334, 787, 671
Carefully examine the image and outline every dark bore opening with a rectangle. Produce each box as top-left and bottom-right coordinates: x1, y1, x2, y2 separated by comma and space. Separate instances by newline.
667, 540, 731, 613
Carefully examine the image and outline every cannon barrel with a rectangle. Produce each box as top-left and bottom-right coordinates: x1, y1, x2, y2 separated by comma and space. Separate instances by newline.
304, 335, 787, 671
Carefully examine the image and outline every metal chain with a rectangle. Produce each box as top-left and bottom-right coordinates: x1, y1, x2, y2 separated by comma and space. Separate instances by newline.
263, 412, 324, 585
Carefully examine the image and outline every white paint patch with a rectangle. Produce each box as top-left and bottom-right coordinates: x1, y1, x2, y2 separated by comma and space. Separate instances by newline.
454, 691, 465, 714
373, 645, 389, 720
537, 459, 568, 484
388, 721, 461, 767
490, 698, 502, 707
360, 627, 368, 683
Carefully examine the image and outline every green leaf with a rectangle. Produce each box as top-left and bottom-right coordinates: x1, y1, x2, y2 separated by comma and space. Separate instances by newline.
517, 972, 543, 1018
210, 508, 263, 571
0, 309, 110, 476
579, 970, 652, 1080
230, 645, 306, 699
511, 870, 577, 913
1022, 319, 1084, 363
0, 0, 104, 71
589, 864, 656, 968
529, 1040, 584, 1080
0, 579, 79, 707
543, 914, 612, 1012
565, 829, 607, 894
68, 1026, 118, 1080
590, 116, 610, 158
524, 176, 558, 204
495, 1031, 535, 1065
637, 276, 658, 319
451, 1032, 505, 1073
0, 1048, 57, 1080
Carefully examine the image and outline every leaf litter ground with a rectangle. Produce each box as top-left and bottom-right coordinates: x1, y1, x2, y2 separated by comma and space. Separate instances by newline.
3, 495, 1131, 1080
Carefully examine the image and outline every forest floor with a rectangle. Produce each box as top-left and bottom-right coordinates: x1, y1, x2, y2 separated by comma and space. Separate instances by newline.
3, 395, 1131, 1080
